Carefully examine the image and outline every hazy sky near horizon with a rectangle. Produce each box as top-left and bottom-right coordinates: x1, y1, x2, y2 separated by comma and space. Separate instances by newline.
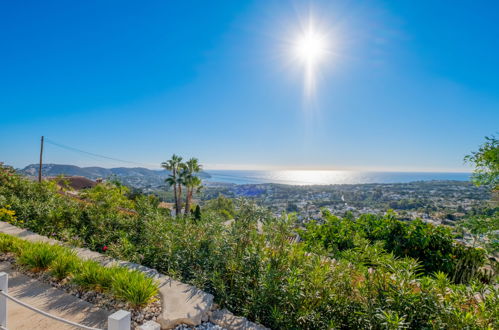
1, 0, 498, 171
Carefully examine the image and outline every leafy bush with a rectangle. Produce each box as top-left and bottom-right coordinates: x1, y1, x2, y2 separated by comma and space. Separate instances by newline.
0, 205, 17, 223
300, 210, 488, 282
1, 165, 498, 328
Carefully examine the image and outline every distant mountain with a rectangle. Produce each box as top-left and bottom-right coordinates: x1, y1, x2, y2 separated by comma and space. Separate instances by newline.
19, 164, 211, 189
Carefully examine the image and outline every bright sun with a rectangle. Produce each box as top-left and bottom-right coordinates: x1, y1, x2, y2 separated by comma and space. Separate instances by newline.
291, 17, 330, 97
294, 28, 328, 67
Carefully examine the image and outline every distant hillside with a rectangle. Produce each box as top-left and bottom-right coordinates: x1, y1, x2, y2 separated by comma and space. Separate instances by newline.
19, 164, 211, 189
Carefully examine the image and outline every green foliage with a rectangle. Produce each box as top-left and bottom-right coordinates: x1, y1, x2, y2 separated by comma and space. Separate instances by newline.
1, 164, 498, 328
162, 154, 184, 214
0, 231, 159, 306
459, 209, 499, 253
203, 194, 235, 219
193, 204, 202, 221
71, 261, 157, 305
111, 269, 158, 307
50, 250, 78, 280
301, 211, 488, 282
451, 245, 487, 283
80, 182, 134, 210
0, 233, 24, 253
182, 157, 203, 215
72, 260, 114, 291
465, 135, 499, 190
0, 205, 17, 223
18, 242, 62, 271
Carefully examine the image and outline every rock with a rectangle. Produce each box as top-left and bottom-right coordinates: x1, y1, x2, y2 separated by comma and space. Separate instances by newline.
174, 322, 226, 330
209, 309, 268, 330
157, 276, 214, 329
202, 311, 211, 322
139, 320, 162, 330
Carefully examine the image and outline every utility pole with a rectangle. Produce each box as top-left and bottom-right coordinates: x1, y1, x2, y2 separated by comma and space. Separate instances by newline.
38, 136, 44, 183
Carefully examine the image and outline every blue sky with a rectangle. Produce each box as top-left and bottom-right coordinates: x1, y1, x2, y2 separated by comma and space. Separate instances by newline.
1, 0, 498, 171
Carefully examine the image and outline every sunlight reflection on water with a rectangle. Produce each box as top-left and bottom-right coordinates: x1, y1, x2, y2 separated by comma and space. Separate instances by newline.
205, 170, 470, 185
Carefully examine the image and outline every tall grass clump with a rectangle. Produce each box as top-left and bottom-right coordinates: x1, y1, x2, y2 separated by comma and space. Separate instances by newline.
0, 233, 24, 253
50, 249, 78, 280
17, 242, 61, 271
111, 268, 158, 307
72, 260, 114, 291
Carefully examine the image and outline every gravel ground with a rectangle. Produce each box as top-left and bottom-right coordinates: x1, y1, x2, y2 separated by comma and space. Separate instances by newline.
175, 322, 227, 330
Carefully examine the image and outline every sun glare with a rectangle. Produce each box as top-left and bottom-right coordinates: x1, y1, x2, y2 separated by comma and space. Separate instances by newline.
294, 28, 327, 67
291, 16, 330, 98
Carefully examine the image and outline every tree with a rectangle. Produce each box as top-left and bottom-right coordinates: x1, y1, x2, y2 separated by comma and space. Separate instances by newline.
465, 135, 499, 190
182, 158, 203, 214
203, 194, 235, 219
184, 175, 202, 214
193, 204, 202, 221
458, 212, 499, 252
461, 136, 499, 253
162, 154, 183, 215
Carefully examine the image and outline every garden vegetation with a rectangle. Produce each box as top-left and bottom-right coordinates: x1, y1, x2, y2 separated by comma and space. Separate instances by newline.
1, 140, 499, 329
0, 232, 158, 307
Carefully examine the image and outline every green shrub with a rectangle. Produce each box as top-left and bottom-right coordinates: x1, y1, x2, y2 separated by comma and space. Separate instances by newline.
1, 164, 497, 328
72, 260, 114, 291
50, 250, 78, 280
111, 269, 158, 307
301, 211, 487, 281
0, 233, 24, 253
17, 242, 61, 271
0, 205, 17, 223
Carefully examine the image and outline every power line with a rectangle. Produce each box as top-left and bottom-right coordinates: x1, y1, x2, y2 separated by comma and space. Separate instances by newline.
44, 138, 158, 168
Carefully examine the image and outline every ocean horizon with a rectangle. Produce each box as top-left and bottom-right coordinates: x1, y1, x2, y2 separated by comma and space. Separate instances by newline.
204, 170, 472, 185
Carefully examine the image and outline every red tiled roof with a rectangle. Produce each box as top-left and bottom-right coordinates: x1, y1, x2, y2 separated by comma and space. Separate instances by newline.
50, 176, 97, 191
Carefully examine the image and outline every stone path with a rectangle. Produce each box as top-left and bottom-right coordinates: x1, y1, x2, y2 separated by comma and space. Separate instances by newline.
0, 261, 109, 329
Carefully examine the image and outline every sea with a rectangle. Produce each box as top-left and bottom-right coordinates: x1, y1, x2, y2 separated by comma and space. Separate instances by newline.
204, 170, 471, 186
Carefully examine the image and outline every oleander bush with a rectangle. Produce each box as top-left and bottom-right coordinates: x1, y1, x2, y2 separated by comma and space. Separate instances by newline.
0, 164, 498, 328
299, 210, 489, 282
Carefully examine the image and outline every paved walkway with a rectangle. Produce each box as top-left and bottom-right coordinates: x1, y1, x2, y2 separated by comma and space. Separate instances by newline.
0, 262, 109, 330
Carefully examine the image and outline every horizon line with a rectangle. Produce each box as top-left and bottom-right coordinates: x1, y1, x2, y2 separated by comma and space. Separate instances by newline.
14, 162, 473, 174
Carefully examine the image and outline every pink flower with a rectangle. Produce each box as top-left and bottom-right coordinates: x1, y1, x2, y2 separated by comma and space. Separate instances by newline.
102, 245, 108, 252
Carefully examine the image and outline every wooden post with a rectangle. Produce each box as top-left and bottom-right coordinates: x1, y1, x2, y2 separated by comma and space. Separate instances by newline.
38, 136, 44, 183
0, 272, 8, 328
108, 310, 130, 330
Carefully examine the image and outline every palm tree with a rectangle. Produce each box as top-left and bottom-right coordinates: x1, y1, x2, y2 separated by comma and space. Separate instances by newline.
184, 157, 202, 174
183, 158, 202, 214
161, 154, 183, 215
184, 175, 202, 214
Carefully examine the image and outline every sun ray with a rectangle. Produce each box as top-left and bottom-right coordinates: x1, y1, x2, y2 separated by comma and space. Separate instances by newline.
291, 15, 330, 98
